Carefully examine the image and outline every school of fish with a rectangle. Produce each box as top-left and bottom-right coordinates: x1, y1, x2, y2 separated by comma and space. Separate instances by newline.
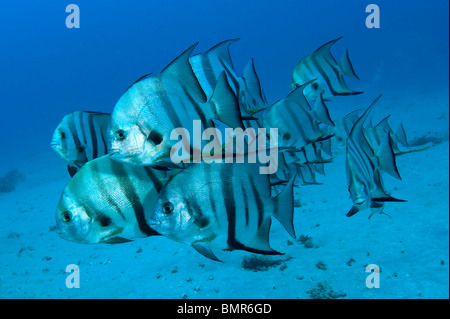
51, 37, 427, 261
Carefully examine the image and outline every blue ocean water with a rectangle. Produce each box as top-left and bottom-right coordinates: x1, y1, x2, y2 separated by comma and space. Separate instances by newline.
0, 0, 448, 299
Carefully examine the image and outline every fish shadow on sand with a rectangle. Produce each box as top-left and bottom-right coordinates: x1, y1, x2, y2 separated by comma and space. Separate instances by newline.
0, 169, 25, 193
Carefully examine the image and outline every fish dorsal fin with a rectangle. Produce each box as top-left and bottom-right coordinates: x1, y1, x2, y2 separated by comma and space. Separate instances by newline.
192, 244, 222, 262
284, 81, 314, 112
313, 93, 335, 127
339, 49, 360, 80
160, 42, 207, 103
206, 38, 239, 71
312, 36, 343, 65
242, 58, 267, 106
209, 72, 244, 129
376, 132, 402, 180
349, 94, 383, 145
395, 123, 409, 147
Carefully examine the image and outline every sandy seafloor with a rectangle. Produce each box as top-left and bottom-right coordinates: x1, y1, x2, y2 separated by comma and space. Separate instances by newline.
0, 87, 448, 299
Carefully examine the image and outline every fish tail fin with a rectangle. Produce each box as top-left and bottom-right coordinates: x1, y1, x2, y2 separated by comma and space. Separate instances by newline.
273, 174, 296, 238
339, 49, 360, 80
210, 72, 244, 129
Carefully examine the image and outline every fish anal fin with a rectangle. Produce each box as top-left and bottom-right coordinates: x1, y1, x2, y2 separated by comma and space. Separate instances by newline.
371, 195, 406, 203
273, 175, 296, 238
102, 236, 132, 244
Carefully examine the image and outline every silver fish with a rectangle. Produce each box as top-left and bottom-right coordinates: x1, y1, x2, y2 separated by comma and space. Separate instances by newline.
263, 83, 334, 149
51, 111, 110, 176
55, 155, 169, 244
109, 43, 243, 167
149, 161, 295, 261
291, 37, 362, 100
345, 95, 405, 217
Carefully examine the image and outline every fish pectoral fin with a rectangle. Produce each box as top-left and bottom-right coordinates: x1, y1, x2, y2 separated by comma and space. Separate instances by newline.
192, 244, 222, 262
67, 165, 78, 177
77, 145, 87, 153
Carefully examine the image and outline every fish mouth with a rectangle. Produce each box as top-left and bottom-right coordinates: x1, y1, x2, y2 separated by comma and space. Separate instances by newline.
148, 218, 161, 228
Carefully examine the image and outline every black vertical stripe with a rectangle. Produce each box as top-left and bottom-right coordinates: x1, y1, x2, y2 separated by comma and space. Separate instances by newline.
87, 113, 98, 160
282, 105, 309, 144
184, 89, 207, 129
311, 55, 340, 96
78, 111, 88, 146
201, 55, 219, 91
241, 182, 249, 227
110, 162, 158, 236
143, 166, 163, 193
68, 113, 82, 148
222, 165, 280, 255
221, 164, 238, 249
204, 164, 217, 221
90, 159, 126, 220
154, 78, 183, 130
249, 175, 264, 228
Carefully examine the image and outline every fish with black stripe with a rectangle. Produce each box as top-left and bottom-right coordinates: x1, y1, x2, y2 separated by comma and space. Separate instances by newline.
149, 161, 296, 261
345, 95, 406, 218
55, 155, 170, 244
51, 111, 110, 176
263, 82, 334, 149
109, 43, 244, 167
291, 37, 363, 101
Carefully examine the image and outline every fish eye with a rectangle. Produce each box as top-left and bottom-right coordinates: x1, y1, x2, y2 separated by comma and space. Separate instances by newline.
60, 131, 66, 140
116, 130, 126, 141
61, 211, 72, 222
162, 202, 174, 215
311, 82, 319, 90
